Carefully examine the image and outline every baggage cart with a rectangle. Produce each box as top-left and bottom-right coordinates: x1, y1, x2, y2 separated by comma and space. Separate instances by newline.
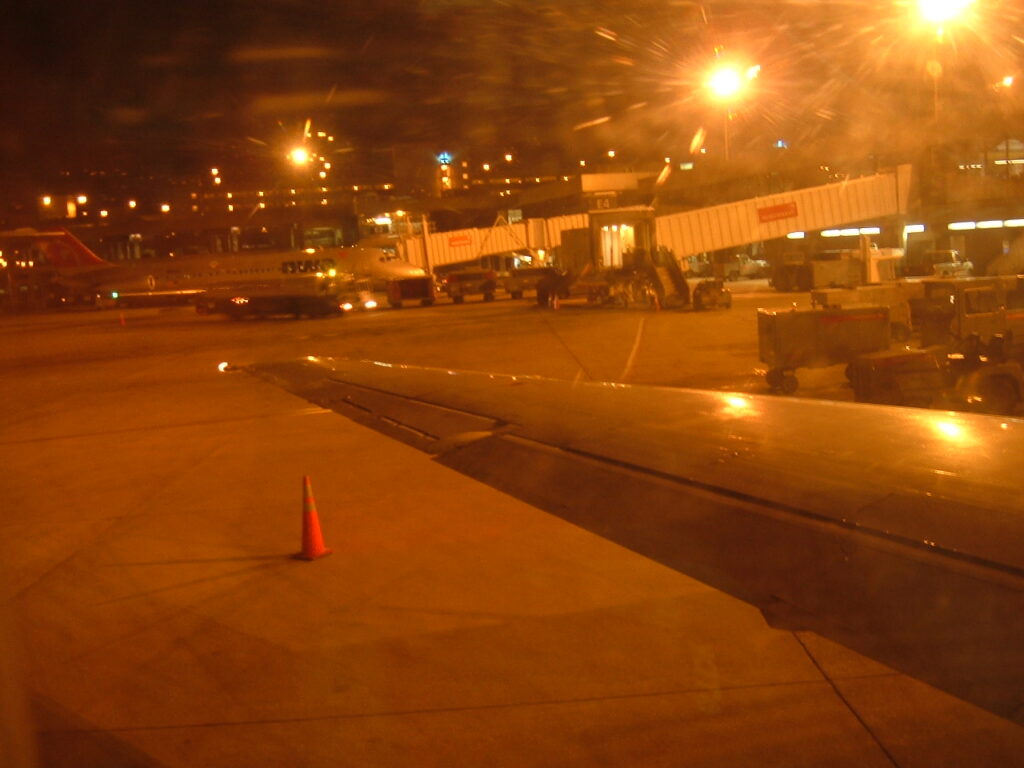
758, 306, 891, 393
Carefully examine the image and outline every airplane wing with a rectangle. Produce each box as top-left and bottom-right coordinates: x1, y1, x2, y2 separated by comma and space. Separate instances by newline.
247, 356, 1024, 725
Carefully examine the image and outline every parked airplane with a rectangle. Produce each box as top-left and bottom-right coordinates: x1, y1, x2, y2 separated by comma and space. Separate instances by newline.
247, 356, 1024, 726
0, 228, 426, 306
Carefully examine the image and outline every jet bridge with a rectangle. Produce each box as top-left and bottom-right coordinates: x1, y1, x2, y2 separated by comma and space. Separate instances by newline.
655, 164, 912, 260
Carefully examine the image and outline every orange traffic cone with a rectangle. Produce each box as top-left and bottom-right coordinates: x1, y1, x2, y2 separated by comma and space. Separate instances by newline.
297, 475, 332, 560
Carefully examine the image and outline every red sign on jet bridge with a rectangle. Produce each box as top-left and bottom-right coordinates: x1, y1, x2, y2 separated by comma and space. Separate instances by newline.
448, 234, 472, 247
757, 202, 798, 223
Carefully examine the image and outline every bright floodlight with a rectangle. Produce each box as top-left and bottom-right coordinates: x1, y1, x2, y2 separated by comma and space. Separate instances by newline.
706, 67, 743, 99
289, 147, 310, 165
918, 0, 974, 24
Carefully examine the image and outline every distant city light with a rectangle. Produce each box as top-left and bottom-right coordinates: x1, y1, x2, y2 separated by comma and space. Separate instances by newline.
41, 196, 51, 206
905, 223, 926, 234
128, 200, 137, 209
787, 232, 806, 239
607, 149, 616, 158
482, 163, 491, 171
210, 168, 219, 176
76, 195, 88, 204
160, 203, 171, 213
504, 153, 513, 162
99, 210, 108, 218
226, 192, 233, 199
579, 160, 586, 167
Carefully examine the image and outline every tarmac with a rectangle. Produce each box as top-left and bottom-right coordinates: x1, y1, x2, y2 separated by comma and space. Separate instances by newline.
1, 297, 1022, 767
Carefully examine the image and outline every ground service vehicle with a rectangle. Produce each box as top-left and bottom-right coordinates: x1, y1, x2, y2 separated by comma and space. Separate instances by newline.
386, 276, 435, 308
503, 266, 555, 299
772, 250, 864, 292
196, 274, 353, 319
811, 281, 924, 342
905, 249, 973, 278
918, 276, 1024, 347
849, 336, 1024, 414
758, 305, 891, 393
536, 233, 730, 311
442, 269, 498, 303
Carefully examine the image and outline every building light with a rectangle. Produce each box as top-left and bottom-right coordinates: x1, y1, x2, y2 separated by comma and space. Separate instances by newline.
679, 162, 694, 170
160, 203, 171, 213
859, 227, 881, 235
787, 232, 806, 239
948, 221, 976, 230
99, 210, 108, 218
482, 163, 491, 171
41, 196, 52, 206
321, 199, 328, 205
128, 199, 137, 209
226, 192, 233, 199
1004, 219, 1024, 227
664, 157, 671, 164
504, 153, 513, 162
607, 150, 616, 158
210, 168, 219, 176
323, 162, 331, 170
214, 177, 222, 185
258, 202, 266, 209
258, 190, 264, 197
904, 224, 925, 234
319, 171, 327, 179
822, 229, 841, 237
77, 195, 88, 204
579, 160, 586, 167
977, 220, 1003, 229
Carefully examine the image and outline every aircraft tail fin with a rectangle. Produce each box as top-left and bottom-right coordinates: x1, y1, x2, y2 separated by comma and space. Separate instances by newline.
40, 229, 109, 268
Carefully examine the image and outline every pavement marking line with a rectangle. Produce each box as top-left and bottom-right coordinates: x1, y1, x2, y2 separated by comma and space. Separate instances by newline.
539, 314, 594, 381
38, 672, 903, 734
618, 317, 646, 382
792, 632, 903, 768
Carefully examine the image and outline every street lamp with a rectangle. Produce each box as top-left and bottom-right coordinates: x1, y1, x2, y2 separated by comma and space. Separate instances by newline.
704, 63, 759, 160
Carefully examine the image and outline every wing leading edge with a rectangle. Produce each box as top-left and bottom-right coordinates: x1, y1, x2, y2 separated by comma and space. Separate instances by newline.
248, 356, 1024, 724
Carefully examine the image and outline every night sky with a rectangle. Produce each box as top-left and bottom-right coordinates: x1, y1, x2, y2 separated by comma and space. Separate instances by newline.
1, 1, 1021, 188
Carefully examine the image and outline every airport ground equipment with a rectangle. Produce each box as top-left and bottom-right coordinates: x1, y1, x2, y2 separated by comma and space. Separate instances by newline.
849, 333, 1024, 414
386, 276, 435, 308
758, 306, 891, 393
441, 268, 499, 303
536, 241, 730, 311
503, 266, 556, 299
196, 274, 352, 319
918, 275, 1024, 348
811, 281, 924, 342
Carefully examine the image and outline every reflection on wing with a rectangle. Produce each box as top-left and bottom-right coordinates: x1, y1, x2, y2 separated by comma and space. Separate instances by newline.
248, 357, 1024, 725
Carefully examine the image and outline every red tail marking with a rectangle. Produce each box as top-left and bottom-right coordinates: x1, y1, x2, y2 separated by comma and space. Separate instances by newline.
38, 230, 109, 268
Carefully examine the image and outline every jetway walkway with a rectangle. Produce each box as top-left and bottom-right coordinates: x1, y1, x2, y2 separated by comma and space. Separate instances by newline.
655, 164, 912, 259
395, 165, 912, 271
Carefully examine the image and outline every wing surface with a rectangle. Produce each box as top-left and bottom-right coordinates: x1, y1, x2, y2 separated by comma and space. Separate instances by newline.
248, 356, 1024, 724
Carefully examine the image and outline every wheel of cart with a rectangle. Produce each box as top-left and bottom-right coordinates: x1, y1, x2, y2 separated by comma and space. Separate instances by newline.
765, 368, 799, 394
